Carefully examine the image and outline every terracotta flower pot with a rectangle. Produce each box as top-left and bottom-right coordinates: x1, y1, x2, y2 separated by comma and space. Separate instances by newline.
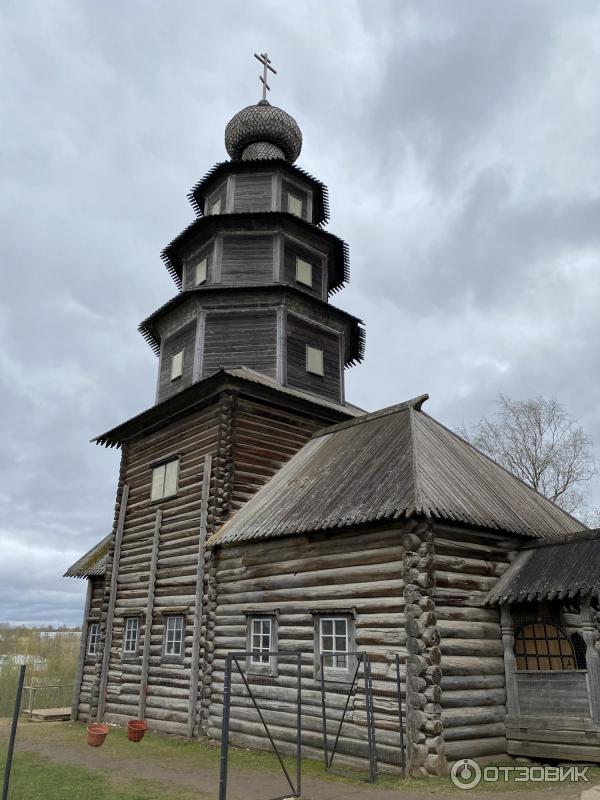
87, 723, 109, 747
127, 719, 148, 743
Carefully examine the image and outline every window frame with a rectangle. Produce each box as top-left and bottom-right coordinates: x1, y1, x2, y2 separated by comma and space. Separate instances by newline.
305, 344, 324, 377
210, 198, 222, 215
313, 613, 355, 683
123, 616, 140, 658
150, 458, 180, 502
195, 256, 208, 286
87, 622, 101, 659
170, 349, 184, 381
287, 192, 303, 218
295, 257, 313, 288
162, 614, 185, 662
246, 614, 278, 676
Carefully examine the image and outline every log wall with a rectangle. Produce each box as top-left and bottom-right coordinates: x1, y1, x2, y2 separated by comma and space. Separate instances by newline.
206, 523, 429, 770
75, 577, 105, 721
432, 524, 515, 764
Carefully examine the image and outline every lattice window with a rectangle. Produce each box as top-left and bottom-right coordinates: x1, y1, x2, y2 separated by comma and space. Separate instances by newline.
514, 622, 576, 670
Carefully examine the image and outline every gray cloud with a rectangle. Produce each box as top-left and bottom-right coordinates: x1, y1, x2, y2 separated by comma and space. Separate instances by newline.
2, 0, 600, 624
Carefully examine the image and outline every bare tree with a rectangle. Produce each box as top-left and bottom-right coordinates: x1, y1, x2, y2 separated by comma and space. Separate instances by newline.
460, 394, 597, 517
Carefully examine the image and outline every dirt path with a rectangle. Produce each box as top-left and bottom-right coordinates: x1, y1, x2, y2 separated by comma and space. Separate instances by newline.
0, 720, 594, 800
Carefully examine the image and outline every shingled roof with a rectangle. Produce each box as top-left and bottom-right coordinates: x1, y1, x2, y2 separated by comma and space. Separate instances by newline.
210, 395, 584, 546
485, 530, 599, 605
64, 534, 111, 579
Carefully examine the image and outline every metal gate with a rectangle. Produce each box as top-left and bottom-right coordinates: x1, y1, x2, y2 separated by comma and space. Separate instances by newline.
219, 651, 302, 800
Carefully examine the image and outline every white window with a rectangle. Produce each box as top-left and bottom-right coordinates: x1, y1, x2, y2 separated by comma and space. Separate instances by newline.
123, 617, 139, 654
296, 257, 312, 287
150, 459, 179, 501
170, 350, 184, 381
251, 618, 272, 665
195, 257, 207, 286
211, 198, 222, 215
164, 616, 184, 657
306, 345, 324, 376
87, 623, 100, 657
287, 193, 303, 217
320, 618, 349, 671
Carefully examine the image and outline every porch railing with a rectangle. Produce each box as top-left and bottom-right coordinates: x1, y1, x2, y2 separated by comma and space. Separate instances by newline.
23, 683, 75, 718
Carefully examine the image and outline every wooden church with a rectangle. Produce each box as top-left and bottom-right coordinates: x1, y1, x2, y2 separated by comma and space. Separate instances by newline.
66, 59, 600, 775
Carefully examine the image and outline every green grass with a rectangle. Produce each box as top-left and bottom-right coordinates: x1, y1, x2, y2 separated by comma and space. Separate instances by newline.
0, 751, 209, 800
2, 721, 600, 797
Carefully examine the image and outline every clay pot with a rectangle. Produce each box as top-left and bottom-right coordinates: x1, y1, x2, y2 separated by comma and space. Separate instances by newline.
127, 719, 148, 743
87, 723, 109, 747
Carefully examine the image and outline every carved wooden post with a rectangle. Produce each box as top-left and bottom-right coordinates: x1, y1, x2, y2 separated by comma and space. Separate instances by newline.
500, 605, 519, 720
580, 595, 600, 724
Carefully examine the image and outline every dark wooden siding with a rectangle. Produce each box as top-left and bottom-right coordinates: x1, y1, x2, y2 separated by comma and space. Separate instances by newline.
220, 234, 274, 285
76, 577, 104, 721
229, 397, 321, 517
201, 310, 277, 379
286, 315, 341, 402
157, 322, 197, 404
183, 242, 214, 290
233, 174, 272, 213
283, 239, 324, 299
282, 180, 310, 222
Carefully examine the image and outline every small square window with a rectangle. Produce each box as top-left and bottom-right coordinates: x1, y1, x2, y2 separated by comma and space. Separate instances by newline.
211, 198, 222, 215
150, 459, 179, 501
296, 257, 312, 287
195, 257, 207, 286
306, 345, 324, 376
164, 616, 184, 657
171, 350, 184, 381
287, 193, 303, 218
123, 617, 139, 654
87, 623, 100, 657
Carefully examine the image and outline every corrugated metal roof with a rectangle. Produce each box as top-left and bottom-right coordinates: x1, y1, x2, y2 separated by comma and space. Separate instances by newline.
210, 396, 585, 545
485, 530, 599, 605
64, 534, 111, 579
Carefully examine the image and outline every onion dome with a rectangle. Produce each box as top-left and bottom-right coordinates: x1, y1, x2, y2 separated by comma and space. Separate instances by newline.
225, 99, 302, 164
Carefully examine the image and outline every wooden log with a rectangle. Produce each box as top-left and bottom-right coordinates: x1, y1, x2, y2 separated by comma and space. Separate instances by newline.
445, 737, 508, 759
96, 483, 129, 721
138, 509, 161, 720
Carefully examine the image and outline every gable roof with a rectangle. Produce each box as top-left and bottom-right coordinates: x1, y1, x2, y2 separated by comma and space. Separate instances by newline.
210, 395, 584, 546
485, 530, 598, 605
64, 534, 111, 579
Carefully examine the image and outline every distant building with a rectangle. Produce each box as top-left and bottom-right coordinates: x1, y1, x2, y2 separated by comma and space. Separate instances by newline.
0, 655, 47, 673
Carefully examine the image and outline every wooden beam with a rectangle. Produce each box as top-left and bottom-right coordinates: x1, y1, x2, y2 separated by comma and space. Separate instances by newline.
188, 454, 213, 738
138, 509, 162, 720
500, 605, 519, 719
96, 483, 129, 721
71, 579, 93, 721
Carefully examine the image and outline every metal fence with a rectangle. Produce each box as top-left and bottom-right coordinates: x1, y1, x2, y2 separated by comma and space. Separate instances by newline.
218, 650, 405, 800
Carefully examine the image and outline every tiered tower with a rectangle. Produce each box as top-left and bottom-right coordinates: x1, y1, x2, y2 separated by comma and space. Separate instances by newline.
138, 76, 364, 409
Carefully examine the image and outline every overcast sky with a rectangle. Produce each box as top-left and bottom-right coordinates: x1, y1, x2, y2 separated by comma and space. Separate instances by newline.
2, 1, 600, 625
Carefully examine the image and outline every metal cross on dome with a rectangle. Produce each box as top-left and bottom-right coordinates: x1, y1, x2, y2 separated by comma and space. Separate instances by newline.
254, 52, 277, 101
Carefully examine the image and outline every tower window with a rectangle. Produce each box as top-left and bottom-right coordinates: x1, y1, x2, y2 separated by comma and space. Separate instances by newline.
151, 459, 179, 501
210, 198, 222, 215
170, 350, 184, 381
306, 345, 324, 376
123, 617, 139, 655
195, 257, 207, 286
296, 257, 312, 287
287, 193, 303, 218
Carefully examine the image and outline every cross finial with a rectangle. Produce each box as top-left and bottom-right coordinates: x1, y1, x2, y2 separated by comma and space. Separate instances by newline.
254, 52, 277, 101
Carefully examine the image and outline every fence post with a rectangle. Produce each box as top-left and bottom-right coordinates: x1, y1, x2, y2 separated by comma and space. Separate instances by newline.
218, 655, 232, 800
296, 652, 302, 797
319, 654, 328, 769
2, 664, 26, 800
